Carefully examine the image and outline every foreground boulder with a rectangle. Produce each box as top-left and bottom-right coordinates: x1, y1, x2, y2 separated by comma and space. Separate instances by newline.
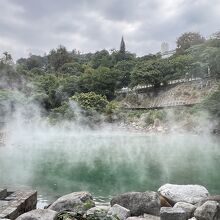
84, 206, 109, 219
160, 207, 188, 220
110, 191, 160, 216
159, 195, 172, 207
48, 192, 95, 214
107, 204, 130, 220
197, 195, 220, 206
16, 209, 58, 220
158, 184, 209, 204
194, 200, 219, 220
173, 202, 196, 219
127, 214, 160, 220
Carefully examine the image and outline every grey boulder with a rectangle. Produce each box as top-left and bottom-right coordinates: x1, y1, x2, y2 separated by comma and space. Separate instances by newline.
16, 209, 58, 220
143, 213, 160, 219
126, 218, 146, 220
158, 184, 209, 204
110, 191, 160, 216
84, 206, 109, 219
127, 214, 160, 220
48, 191, 95, 214
174, 202, 196, 219
160, 207, 188, 220
107, 204, 130, 220
194, 200, 219, 220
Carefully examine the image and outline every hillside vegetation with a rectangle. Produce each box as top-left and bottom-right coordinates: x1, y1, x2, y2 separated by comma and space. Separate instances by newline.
0, 31, 220, 129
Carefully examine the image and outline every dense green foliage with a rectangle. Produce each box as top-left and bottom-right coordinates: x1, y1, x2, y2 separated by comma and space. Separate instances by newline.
70, 92, 108, 113
176, 32, 205, 54
202, 86, 220, 119
0, 32, 220, 123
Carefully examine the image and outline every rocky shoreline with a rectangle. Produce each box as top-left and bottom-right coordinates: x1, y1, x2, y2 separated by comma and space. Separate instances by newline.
116, 119, 220, 135
3, 183, 219, 220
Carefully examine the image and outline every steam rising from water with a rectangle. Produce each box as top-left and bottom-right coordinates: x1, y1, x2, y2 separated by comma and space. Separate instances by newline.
1, 105, 220, 205
0, 95, 220, 207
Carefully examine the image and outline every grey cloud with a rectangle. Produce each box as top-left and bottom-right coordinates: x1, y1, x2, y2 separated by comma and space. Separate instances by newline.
0, 0, 219, 59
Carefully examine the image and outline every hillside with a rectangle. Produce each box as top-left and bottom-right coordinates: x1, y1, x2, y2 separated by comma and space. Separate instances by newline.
119, 78, 219, 109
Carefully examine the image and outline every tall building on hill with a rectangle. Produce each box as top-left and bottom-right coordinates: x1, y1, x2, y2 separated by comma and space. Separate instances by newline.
161, 42, 169, 54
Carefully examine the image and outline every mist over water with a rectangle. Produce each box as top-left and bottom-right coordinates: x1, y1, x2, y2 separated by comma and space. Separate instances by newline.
0, 114, 220, 206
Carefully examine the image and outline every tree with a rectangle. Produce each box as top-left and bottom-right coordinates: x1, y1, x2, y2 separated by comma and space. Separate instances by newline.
60, 75, 79, 97
35, 74, 62, 109
186, 38, 220, 78
120, 36, 126, 54
90, 50, 113, 69
0, 53, 22, 89
176, 32, 205, 54
169, 54, 193, 80
115, 37, 128, 62
70, 92, 108, 113
113, 60, 135, 88
59, 62, 83, 76
202, 86, 220, 119
91, 67, 119, 99
131, 59, 172, 87
47, 45, 73, 71
78, 67, 118, 99
1, 52, 13, 65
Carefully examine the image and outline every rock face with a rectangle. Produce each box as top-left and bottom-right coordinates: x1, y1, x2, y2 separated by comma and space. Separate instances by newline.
160, 207, 188, 220
110, 191, 160, 216
48, 192, 95, 214
107, 204, 130, 220
174, 202, 196, 219
16, 209, 58, 220
194, 200, 219, 220
158, 184, 209, 204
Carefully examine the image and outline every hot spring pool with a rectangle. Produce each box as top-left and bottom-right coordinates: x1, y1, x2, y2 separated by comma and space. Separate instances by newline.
0, 128, 219, 207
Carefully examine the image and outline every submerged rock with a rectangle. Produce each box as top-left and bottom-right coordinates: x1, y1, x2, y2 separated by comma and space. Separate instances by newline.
160, 207, 188, 220
48, 191, 95, 214
194, 200, 219, 220
16, 209, 58, 220
110, 191, 160, 216
158, 184, 209, 204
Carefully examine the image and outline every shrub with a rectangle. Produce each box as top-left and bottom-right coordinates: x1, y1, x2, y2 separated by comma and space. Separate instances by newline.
145, 110, 167, 125
70, 92, 108, 113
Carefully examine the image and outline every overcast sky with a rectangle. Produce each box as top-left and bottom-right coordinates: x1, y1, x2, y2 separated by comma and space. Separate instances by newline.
0, 0, 219, 60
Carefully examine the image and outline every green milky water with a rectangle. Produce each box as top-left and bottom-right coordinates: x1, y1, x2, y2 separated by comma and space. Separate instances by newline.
0, 131, 219, 206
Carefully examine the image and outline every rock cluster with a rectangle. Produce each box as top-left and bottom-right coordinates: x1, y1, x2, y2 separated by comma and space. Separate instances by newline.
14, 184, 220, 220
